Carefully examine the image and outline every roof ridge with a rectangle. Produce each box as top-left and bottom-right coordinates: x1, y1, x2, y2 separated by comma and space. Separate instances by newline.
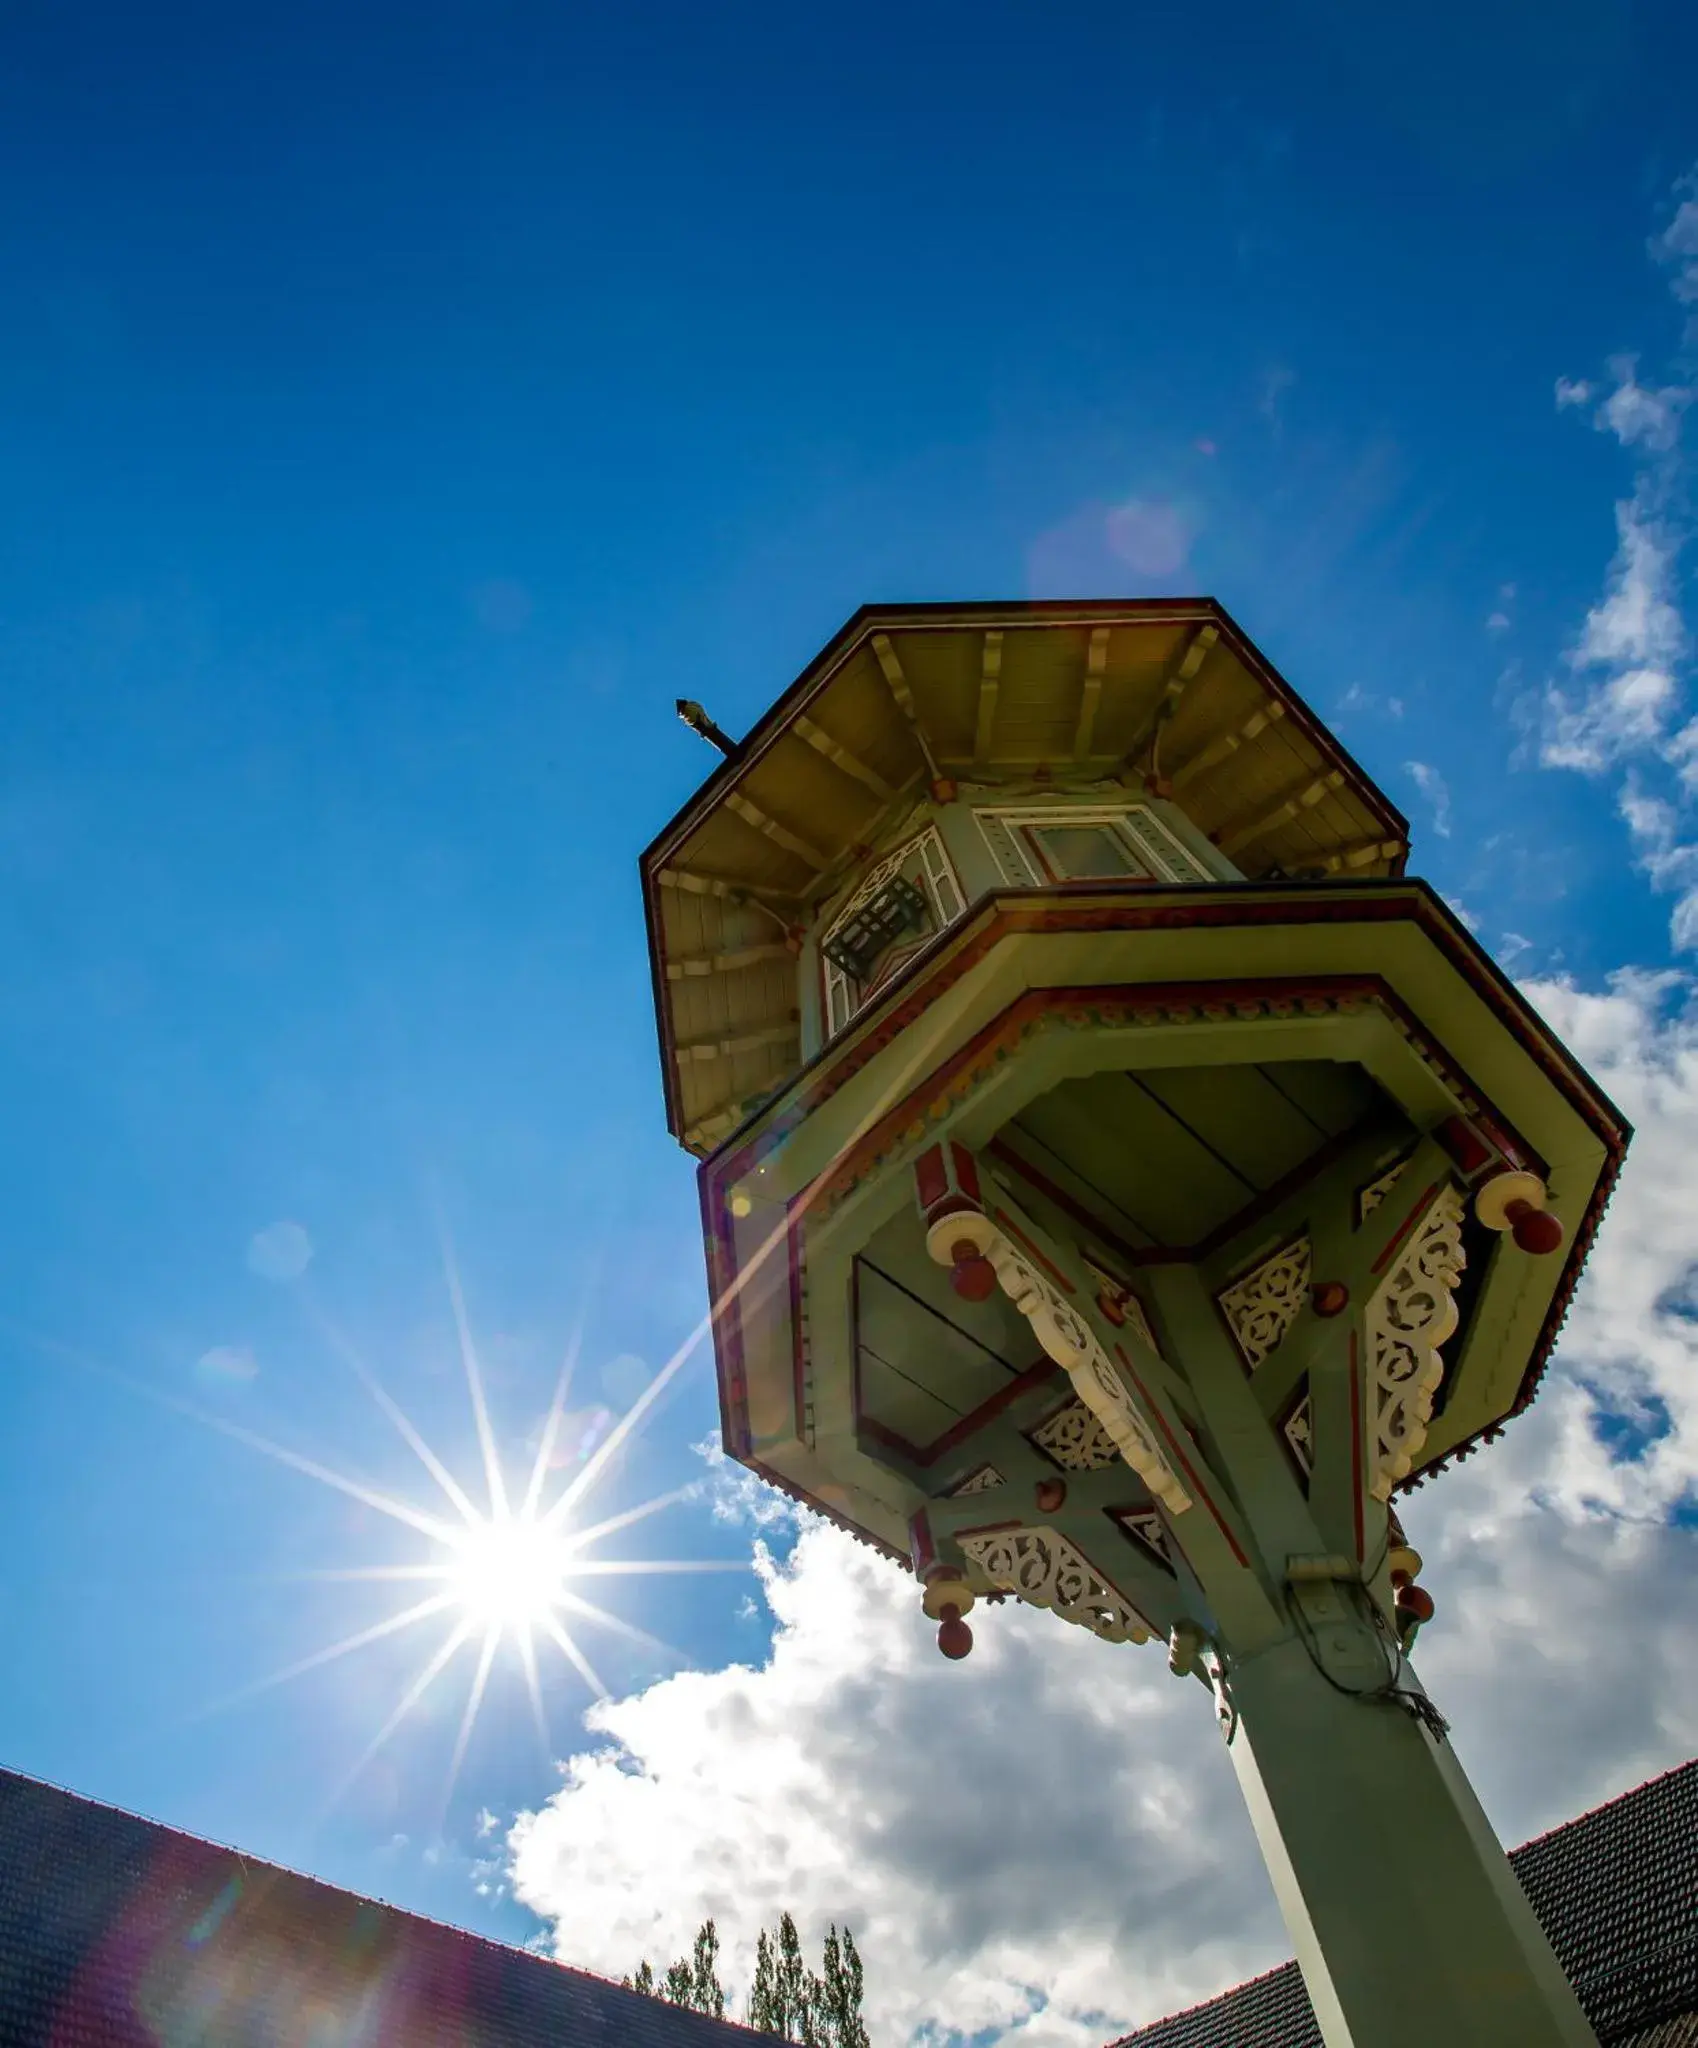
1509, 1754, 1698, 1857
1103, 1957, 1301, 2046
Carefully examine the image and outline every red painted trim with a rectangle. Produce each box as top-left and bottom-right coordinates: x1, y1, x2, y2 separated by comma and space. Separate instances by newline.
701, 886, 1631, 1494
787, 1198, 807, 1444
1371, 1180, 1445, 1276
706, 886, 1627, 1194
859, 1355, 1064, 1469
915, 1143, 949, 1211
1349, 1334, 1364, 1564
990, 1208, 1077, 1293
1113, 1342, 1251, 1570
988, 1138, 1156, 1268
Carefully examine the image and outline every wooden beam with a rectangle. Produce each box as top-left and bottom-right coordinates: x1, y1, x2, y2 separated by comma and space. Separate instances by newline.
657, 867, 799, 904
871, 632, 949, 791
972, 630, 1004, 767
1313, 837, 1406, 876
1218, 769, 1345, 859
1121, 622, 1220, 771
675, 1021, 800, 1066
1072, 626, 1110, 759
1169, 699, 1288, 793
724, 791, 828, 869
792, 713, 893, 800
666, 942, 794, 980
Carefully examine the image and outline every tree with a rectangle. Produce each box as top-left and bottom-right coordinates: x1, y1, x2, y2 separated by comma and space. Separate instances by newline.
623, 1920, 725, 2019
629, 1913, 869, 2045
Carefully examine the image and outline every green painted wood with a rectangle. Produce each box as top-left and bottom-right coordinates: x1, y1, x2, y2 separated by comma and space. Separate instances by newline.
1140, 1063, 1327, 1190
1228, 1632, 1599, 2048
1249, 1057, 1385, 1137
1014, 1072, 1250, 1243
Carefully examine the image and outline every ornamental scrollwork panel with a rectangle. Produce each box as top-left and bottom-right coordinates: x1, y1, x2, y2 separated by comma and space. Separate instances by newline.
1217, 1236, 1312, 1371
948, 1464, 1006, 1496
1282, 1394, 1314, 1478
1029, 1401, 1120, 1471
1365, 1184, 1466, 1500
984, 1236, 1191, 1514
1356, 1158, 1409, 1224
958, 1526, 1152, 1644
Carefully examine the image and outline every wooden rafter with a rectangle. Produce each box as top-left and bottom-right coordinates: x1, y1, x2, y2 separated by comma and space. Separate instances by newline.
665, 942, 794, 980
1169, 699, 1289, 793
871, 632, 946, 785
675, 1021, 800, 1066
724, 791, 828, 869
1072, 626, 1110, 759
1312, 837, 1407, 876
792, 713, 893, 800
972, 630, 1004, 768
1218, 769, 1345, 859
1121, 622, 1220, 772
657, 867, 800, 904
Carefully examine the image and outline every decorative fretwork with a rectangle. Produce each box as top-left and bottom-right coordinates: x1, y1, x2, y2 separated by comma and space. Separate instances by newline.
958, 1526, 1151, 1644
821, 875, 927, 982
1029, 1401, 1120, 1471
1282, 1394, 1314, 1478
1357, 1158, 1409, 1224
1113, 1507, 1174, 1569
1217, 1236, 1312, 1371
983, 1235, 1191, 1513
949, 1464, 1006, 1496
1366, 1185, 1466, 1499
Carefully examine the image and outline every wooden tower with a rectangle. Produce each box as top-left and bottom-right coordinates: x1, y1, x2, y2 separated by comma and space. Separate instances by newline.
640, 600, 1627, 2048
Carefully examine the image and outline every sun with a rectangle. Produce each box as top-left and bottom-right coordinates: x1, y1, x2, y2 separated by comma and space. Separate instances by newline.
442, 1512, 575, 1632
153, 1230, 751, 1820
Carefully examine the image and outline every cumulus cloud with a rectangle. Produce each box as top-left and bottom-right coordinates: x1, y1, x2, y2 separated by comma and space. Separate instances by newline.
1536, 168, 1698, 952
246, 1220, 313, 1282
1653, 170, 1698, 310
505, 971, 1698, 2044
1405, 759, 1452, 836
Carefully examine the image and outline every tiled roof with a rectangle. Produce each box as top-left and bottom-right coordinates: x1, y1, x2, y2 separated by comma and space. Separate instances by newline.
1112, 1757, 1698, 2048
0, 1767, 769, 2046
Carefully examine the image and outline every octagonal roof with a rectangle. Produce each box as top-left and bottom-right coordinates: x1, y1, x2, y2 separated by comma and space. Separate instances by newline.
641, 600, 1411, 1152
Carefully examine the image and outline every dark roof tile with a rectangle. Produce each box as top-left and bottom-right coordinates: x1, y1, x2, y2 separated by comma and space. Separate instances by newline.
1111, 1758, 1698, 2048
0, 1768, 770, 2046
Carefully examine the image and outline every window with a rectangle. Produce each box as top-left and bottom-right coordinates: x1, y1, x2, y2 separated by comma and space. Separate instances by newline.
820, 827, 965, 1037
976, 804, 1213, 889
1027, 823, 1149, 881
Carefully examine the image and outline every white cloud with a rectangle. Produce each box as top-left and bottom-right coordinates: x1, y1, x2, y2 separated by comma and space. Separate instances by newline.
246, 1220, 313, 1282
507, 974, 1698, 2044
1405, 759, 1452, 836
1594, 357, 1690, 452
1653, 173, 1698, 309
1532, 174, 1687, 815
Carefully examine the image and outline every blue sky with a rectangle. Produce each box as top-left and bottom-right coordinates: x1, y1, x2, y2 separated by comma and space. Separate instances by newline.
3, 2, 1698, 2031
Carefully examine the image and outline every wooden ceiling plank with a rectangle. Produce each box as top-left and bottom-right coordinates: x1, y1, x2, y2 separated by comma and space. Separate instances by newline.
1120, 622, 1220, 774
724, 790, 828, 870
1218, 770, 1346, 859
972, 629, 1004, 768
1169, 698, 1288, 793
665, 942, 795, 980
792, 713, 894, 800
1072, 626, 1111, 759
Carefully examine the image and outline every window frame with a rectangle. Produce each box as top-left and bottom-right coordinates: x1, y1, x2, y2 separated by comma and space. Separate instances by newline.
974, 803, 1212, 888
819, 825, 965, 1039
